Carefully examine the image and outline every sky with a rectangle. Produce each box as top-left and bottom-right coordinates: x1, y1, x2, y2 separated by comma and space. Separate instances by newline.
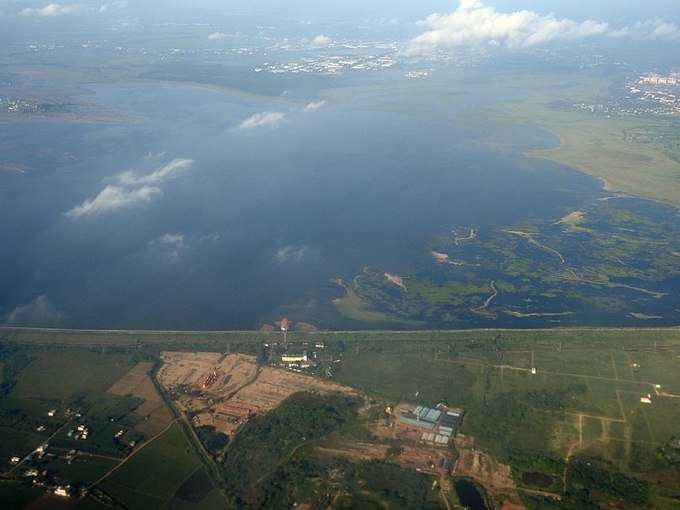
2, 0, 679, 24
2, 0, 678, 52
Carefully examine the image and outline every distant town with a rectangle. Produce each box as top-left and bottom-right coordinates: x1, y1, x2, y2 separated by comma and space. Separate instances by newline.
0, 97, 70, 115
573, 72, 680, 118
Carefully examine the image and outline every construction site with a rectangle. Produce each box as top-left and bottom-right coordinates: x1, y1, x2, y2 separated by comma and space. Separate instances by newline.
157, 352, 360, 438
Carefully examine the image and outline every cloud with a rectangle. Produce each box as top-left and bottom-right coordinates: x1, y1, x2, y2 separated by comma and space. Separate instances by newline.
311, 35, 332, 46
611, 18, 680, 41
66, 185, 162, 218
150, 233, 185, 261
208, 32, 228, 40
65, 159, 193, 219
4, 295, 64, 327
274, 245, 308, 264
405, 0, 609, 55
99, 2, 127, 14
238, 112, 287, 130
116, 158, 193, 186
19, 3, 81, 17
305, 100, 327, 111
200, 232, 221, 243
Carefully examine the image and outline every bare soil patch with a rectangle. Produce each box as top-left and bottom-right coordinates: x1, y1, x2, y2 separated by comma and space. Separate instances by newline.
108, 362, 172, 436
158, 353, 359, 437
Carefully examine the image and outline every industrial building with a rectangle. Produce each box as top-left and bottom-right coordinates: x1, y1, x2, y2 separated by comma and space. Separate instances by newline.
281, 352, 308, 364
398, 405, 464, 447
399, 405, 442, 430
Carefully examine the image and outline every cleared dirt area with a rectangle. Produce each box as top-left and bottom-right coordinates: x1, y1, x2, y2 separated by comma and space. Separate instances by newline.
158, 352, 359, 436
384, 273, 407, 290
557, 210, 586, 229
454, 435, 526, 509
316, 442, 391, 463
108, 362, 173, 436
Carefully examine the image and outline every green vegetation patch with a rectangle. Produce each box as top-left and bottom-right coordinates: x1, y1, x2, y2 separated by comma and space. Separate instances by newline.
0, 480, 44, 510
221, 392, 360, 508
52, 394, 145, 457
40, 455, 118, 486
0, 426, 45, 471
195, 425, 229, 455
9, 350, 134, 401
481, 72, 680, 206
568, 458, 651, 508
334, 460, 442, 510
508, 449, 566, 492
173, 467, 215, 503
101, 422, 205, 510
335, 195, 680, 328
334, 349, 479, 408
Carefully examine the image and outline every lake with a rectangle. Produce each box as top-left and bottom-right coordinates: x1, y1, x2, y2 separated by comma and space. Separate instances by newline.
0, 72, 602, 330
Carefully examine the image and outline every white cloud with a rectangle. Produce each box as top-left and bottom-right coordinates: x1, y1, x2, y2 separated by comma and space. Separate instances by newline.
150, 233, 185, 261
99, 2, 127, 14
611, 18, 680, 41
66, 185, 161, 218
156, 233, 184, 245
65, 158, 193, 219
116, 158, 193, 186
405, 0, 609, 55
19, 3, 81, 17
208, 32, 228, 40
4, 295, 64, 327
311, 35, 332, 46
200, 232, 221, 243
305, 100, 327, 111
237, 112, 287, 130
274, 245, 308, 264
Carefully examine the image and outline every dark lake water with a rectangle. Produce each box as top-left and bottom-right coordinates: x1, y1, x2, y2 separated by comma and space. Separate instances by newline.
454, 478, 487, 510
0, 75, 601, 329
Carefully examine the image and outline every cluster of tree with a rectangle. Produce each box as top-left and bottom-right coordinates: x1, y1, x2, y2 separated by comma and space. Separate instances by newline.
220, 392, 359, 508
195, 425, 229, 454
661, 436, 680, 465
507, 448, 565, 490
565, 458, 650, 508
0, 343, 33, 396
524, 384, 588, 412
246, 455, 443, 510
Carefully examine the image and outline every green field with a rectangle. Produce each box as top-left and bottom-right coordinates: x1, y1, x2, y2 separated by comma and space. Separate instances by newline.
0, 427, 46, 471
481, 72, 680, 207
2, 327, 680, 508
9, 350, 134, 401
0, 481, 44, 510
101, 422, 226, 510
327, 330, 680, 507
4, 326, 680, 346
41, 455, 119, 485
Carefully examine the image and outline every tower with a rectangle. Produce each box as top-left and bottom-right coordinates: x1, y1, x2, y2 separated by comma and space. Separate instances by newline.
281, 317, 290, 347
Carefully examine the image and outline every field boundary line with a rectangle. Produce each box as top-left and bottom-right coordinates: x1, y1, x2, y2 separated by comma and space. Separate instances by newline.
88, 417, 180, 489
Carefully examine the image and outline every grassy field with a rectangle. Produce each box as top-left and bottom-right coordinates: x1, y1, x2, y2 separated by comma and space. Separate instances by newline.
100, 422, 226, 510
0, 427, 46, 471
0, 481, 44, 510
329, 330, 680, 507
3, 326, 680, 347
9, 350, 134, 401
0, 348, 140, 470
481, 72, 680, 207
41, 456, 118, 485
2, 327, 680, 508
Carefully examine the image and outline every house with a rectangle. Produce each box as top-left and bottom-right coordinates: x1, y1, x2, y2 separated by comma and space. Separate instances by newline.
54, 486, 70, 497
